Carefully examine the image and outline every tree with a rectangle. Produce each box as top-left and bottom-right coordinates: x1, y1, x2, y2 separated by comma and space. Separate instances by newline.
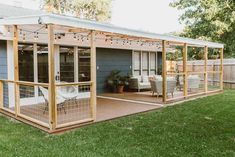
42, 0, 112, 22
74, 0, 112, 22
42, 0, 73, 14
170, 0, 235, 58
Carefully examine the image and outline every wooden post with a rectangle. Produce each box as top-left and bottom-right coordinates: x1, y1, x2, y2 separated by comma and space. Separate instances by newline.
13, 25, 20, 115
74, 46, 79, 82
0, 81, 3, 109
162, 40, 167, 102
48, 24, 56, 130
183, 43, 188, 97
33, 43, 39, 98
90, 30, 97, 121
220, 48, 224, 90
204, 46, 208, 93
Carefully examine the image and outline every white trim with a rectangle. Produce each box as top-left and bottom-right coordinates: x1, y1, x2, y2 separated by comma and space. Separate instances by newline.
33, 43, 38, 97
54, 45, 60, 80
0, 14, 224, 48
74, 46, 79, 82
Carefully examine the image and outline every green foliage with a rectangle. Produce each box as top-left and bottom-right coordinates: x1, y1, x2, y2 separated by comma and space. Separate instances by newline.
74, 0, 112, 22
42, 0, 112, 22
170, 0, 235, 58
106, 70, 130, 92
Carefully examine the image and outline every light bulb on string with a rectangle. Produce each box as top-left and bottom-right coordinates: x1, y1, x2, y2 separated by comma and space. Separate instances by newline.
73, 33, 77, 40
110, 38, 113, 45
22, 33, 26, 42
7, 26, 10, 34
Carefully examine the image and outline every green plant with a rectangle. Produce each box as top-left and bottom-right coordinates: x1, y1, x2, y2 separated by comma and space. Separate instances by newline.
106, 70, 130, 92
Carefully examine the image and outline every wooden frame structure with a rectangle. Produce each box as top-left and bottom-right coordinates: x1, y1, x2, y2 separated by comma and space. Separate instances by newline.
0, 14, 224, 132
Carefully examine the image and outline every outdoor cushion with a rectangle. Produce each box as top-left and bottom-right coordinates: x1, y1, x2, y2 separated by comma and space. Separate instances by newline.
154, 75, 162, 81
132, 76, 142, 82
142, 76, 149, 83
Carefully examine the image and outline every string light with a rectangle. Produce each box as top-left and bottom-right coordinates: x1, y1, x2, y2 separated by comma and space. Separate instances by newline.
73, 33, 77, 40
22, 33, 26, 42
7, 27, 10, 34
16, 26, 164, 49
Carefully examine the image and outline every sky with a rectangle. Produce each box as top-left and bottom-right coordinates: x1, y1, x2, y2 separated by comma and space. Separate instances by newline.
0, 0, 184, 34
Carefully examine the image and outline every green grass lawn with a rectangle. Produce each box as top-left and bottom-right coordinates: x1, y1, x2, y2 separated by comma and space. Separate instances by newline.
1, 91, 235, 157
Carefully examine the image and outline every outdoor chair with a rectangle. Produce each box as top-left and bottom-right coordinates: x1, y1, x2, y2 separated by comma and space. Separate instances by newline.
179, 75, 200, 91
129, 76, 151, 92
150, 78, 176, 98
39, 86, 67, 114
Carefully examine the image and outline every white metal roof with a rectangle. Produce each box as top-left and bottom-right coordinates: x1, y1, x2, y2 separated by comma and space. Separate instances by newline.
0, 13, 224, 48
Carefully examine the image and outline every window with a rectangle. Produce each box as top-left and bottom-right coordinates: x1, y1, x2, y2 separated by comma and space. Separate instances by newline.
18, 43, 34, 98
37, 45, 48, 83
60, 46, 74, 82
19, 43, 34, 82
150, 52, 157, 75
78, 48, 90, 82
133, 51, 141, 76
142, 52, 149, 76
133, 51, 157, 76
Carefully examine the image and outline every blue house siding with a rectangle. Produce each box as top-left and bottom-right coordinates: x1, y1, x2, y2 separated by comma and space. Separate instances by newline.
0, 40, 9, 107
96, 48, 132, 93
0, 40, 7, 79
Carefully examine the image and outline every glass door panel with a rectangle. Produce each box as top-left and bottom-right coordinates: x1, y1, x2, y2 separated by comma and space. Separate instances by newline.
78, 48, 90, 82
60, 46, 74, 82
37, 45, 48, 83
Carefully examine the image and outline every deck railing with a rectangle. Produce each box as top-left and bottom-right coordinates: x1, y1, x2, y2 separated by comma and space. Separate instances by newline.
0, 79, 94, 131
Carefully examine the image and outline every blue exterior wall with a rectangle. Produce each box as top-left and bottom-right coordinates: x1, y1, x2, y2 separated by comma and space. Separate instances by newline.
0, 40, 7, 79
0, 40, 9, 107
96, 48, 132, 93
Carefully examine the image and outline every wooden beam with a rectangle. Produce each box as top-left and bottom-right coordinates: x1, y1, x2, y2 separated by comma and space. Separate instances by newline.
204, 46, 208, 93
162, 40, 167, 103
220, 48, 224, 90
13, 25, 20, 115
48, 24, 56, 130
183, 43, 188, 97
90, 30, 97, 121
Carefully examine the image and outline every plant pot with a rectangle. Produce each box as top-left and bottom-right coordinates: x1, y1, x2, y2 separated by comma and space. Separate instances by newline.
117, 85, 124, 93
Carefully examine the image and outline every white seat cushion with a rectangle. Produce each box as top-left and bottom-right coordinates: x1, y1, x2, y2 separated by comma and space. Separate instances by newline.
142, 76, 149, 83
139, 82, 150, 86
132, 76, 142, 82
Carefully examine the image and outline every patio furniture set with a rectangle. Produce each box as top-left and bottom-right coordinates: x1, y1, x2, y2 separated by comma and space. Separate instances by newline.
129, 75, 201, 98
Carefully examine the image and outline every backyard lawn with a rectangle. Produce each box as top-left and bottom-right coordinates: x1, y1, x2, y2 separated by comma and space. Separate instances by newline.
0, 90, 235, 157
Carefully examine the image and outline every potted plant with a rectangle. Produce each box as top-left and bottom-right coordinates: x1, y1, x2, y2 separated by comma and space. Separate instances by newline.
106, 70, 130, 93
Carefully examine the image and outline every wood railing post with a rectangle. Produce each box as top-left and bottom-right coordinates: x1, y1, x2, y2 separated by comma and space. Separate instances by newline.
162, 40, 167, 103
13, 25, 20, 116
220, 48, 224, 90
90, 30, 97, 121
204, 46, 208, 93
48, 24, 56, 130
183, 43, 188, 98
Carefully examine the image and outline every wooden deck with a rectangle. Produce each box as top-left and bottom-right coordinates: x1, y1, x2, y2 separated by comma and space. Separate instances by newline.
99, 89, 205, 104
15, 98, 160, 127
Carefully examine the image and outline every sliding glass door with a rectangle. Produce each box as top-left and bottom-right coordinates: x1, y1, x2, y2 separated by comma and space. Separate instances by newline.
78, 48, 90, 82
37, 45, 48, 83
60, 46, 74, 82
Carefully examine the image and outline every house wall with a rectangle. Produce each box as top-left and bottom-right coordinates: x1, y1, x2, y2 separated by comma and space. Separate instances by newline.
96, 48, 132, 93
0, 40, 7, 79
0, 40, 9, 107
